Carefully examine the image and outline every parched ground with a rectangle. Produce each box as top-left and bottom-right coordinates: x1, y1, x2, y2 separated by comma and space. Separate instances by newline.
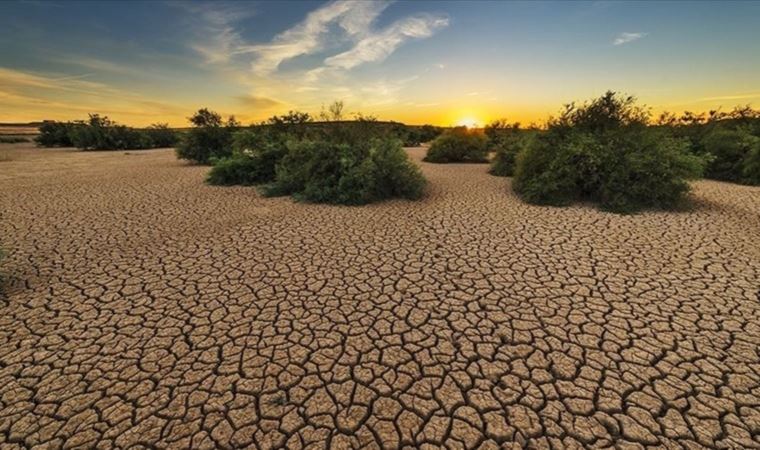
1, 143, 759, 450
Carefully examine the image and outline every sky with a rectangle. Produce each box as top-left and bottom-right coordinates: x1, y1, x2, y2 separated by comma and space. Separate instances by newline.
1, 0, 759, 127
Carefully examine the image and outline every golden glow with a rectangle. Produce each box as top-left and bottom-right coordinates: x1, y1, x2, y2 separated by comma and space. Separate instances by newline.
454, 117, 481, 128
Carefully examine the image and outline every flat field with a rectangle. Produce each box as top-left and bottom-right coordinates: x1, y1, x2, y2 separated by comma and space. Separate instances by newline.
1, 143, 759, 448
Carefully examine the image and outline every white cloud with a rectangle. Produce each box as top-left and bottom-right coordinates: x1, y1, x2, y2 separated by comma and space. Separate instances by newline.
178, 2, 256, 63
185, 0, 448, 76
237, 1, 391, 75
613, 32, 647, 46
324, 14, 449, 70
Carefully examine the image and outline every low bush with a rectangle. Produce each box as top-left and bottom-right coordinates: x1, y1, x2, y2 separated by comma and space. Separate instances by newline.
144, 123, 178, 148
700, 126, 760, 185
35, 121, 77, 147
402, 124, 444, 146
0, 136, 29, 144
424, 127, 488, 163
513, 92, 707, 213
485, 119, 529, 177
176, 108, 237, 164
489, 136, 529, 177
69, 115, 151, 150
35, 116, 178, 150
264, 137, 425, 205
207, 155, 265, 186
207, 129, 288, 185
656, 106, 760, 185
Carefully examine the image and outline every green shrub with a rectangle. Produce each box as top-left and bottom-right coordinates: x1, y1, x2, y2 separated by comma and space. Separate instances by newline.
264, 138, 425, 205
36, 116, 176, 150
489, 137, 525, 177
207, 155, 265, 186
424, 128, 488, 163
513, 92, 707, 213
485, 119, 529, 177
35, 121, 77, 147
402, 124, 444, 146
701, 126, 760, 185
69, 115, 153, 150
742, 143, 760, 185
207, 129, 288, 186
175, 108, 236, 164
144, 123, 178, 148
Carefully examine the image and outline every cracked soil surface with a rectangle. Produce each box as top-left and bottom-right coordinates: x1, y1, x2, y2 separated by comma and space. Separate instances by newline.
1, 144, 759, 449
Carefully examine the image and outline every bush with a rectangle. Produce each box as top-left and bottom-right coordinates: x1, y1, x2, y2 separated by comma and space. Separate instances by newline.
402, 124, 443, 146
424, 128, 488, 163
175, 108, 236, 164
69, 115, 153, 150
264, 138, 425, 205
701, 126, 760, 185
656, 106, 760, 185
489, 136, 528, 177
207, 155, 265, 186
36, 116, 177, 150
35, 121, 76, 147
207, 129, 288, 186
485, 119, 527, 177
513, 92, 707, 213
144, 123, 178, 148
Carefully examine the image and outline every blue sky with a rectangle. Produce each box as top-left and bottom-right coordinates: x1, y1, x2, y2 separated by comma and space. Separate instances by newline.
1, 0, 759, 126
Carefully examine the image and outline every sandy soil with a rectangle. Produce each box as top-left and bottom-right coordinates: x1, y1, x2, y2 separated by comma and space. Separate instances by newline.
1, 143, 759, 449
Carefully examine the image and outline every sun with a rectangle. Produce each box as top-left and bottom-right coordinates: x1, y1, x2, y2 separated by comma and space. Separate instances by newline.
455, 117, 480, 128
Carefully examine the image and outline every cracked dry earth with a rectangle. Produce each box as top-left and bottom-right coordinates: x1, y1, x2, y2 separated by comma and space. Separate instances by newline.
1, 143, 760, 450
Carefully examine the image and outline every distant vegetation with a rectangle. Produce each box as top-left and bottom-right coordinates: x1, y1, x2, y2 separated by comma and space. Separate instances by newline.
175, 108, 239, 164
206, 127, 288, 185
485, 119, 535, 177
203, 104, 427, 204
423, 127, 488, 163
512, 92, 708, 213
656, 107, 760, 185
35, 115, 178, 150
0, 136, 29, 144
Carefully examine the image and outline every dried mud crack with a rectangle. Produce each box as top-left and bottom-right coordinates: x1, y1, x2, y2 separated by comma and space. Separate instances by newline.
1, 145, 759, 449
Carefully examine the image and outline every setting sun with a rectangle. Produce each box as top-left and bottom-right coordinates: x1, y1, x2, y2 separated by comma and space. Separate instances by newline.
455, 117, 481, 128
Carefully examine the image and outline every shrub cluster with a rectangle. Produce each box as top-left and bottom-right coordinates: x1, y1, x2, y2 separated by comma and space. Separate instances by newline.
204, 110, 426, 204
176, 109, 239, 164
35, 121, 76, 147
401, 124, 443, 146
424, 127, 488, 163
206, 128, 287, 186
513, 92, 707, 213
264, 137, 425, 205
35, 116, 178, 150
485, 119, 531, 177
657, 107, 760, 185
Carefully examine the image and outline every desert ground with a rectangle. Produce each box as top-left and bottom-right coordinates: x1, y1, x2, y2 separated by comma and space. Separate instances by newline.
0, 142, 759, 449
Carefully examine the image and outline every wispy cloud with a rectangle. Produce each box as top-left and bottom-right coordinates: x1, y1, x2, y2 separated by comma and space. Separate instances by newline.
178, 1, 256, 64
186, 0, 448, 77
698, 93, 760, 102
324, 14, 449, 70
237, 1, 394, 75
236, 95, 283, 109
613, 32, 647, 46
0, 66, 187, 123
